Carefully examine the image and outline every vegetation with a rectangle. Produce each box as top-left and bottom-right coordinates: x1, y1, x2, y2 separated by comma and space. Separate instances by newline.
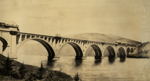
18, 62, 26, 79
73, 73, 82, 81
0, 54, 73, 81
25, 70, 37, 81
1, 55, 14, 76
36, 62, 46, 79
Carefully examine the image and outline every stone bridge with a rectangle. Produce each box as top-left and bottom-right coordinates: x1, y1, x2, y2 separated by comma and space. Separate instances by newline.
0, 22, 139, 60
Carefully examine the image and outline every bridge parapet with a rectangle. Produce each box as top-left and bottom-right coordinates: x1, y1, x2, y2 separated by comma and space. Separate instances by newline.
0, 22, 19, 31
16, 32, 138, 59
17, 32, 138, 48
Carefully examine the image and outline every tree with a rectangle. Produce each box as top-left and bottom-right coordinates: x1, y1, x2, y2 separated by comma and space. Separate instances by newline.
1, 55, 14, 75
36, 61, 45, 79
74, 73, 82, 81
19, 62, 26, 79
25, 70, 37, 81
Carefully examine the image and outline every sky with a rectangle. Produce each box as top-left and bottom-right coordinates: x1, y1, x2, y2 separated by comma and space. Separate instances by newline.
0, 0, 150, 42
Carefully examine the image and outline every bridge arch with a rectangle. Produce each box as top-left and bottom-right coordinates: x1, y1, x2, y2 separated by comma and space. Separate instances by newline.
17, 38, 55, 60
131, 48, 134, 53
104, 46, 116, 59
127, 47, 130, 56
0, 37, 8, 51
117, 47, 126, 58
86, 44, 102, 59
59, 42, 83, 60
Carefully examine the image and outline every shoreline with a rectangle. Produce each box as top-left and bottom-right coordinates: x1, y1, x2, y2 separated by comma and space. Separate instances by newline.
0, 54, 73, 81
127, 53, 149, 58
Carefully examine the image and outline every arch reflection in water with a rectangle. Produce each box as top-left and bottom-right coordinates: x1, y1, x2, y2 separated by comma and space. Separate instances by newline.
74, 59, 83, 67
120, 58, 126, 62
108, 58, 115, 64
94, 58, 102, 65
47, 60, 56, 69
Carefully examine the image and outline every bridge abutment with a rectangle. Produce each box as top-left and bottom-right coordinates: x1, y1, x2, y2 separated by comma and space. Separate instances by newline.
9, 33, 18, 58
0, 32, 18, 58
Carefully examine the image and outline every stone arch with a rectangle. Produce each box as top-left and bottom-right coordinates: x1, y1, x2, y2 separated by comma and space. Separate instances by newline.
127, 47, 130, 55
59, 42, 83, 60
117, 47, 126, 58
104, 46, 116, 58
0, 37, 8, 51
17, 38, 55, 61
86, 44, 102, 59
131, 48, 134, 53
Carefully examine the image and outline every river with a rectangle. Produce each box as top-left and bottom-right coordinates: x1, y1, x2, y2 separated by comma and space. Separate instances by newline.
16, 55, 150, 81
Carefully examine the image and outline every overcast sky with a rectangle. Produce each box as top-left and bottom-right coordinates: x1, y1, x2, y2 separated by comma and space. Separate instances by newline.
0, 0, 150, 42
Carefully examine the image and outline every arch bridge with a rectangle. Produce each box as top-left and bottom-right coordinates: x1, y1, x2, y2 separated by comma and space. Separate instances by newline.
0, 22, 139, 60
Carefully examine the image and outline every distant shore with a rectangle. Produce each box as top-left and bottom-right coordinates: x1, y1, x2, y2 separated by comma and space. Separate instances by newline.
0, 54, 73, 81
127, 53, 149, 58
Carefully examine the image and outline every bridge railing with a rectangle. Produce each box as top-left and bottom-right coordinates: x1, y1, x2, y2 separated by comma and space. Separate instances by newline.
17, 32, 137, 47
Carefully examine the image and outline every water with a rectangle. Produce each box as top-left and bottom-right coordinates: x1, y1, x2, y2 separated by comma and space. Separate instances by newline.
16, 55, 150, 81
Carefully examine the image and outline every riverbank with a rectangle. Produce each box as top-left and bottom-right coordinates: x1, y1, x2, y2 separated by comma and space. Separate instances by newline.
0, 54, 73, 81
128, 42, 150, 58
127, 53, 149, 58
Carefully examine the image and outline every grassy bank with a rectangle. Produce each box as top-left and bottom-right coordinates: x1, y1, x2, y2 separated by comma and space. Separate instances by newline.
0, 54, 73, 81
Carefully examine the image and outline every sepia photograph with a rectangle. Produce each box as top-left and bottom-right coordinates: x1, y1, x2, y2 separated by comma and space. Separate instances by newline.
0, 0, 150, 81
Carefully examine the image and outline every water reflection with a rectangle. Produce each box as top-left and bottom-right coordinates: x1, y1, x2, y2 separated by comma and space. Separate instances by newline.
94, 58, 102, 65
47, 60, 56, 69
74, 59, 83, 67
108, 58, 115, 64
16, 55, 150, 81
120, 58, 126, 62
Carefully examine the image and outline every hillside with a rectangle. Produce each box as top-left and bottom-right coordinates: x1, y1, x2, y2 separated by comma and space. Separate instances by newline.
63, 33, 142, 44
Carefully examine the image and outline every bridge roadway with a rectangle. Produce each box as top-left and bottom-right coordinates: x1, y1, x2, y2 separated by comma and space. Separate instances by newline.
0, 22, 139, 60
